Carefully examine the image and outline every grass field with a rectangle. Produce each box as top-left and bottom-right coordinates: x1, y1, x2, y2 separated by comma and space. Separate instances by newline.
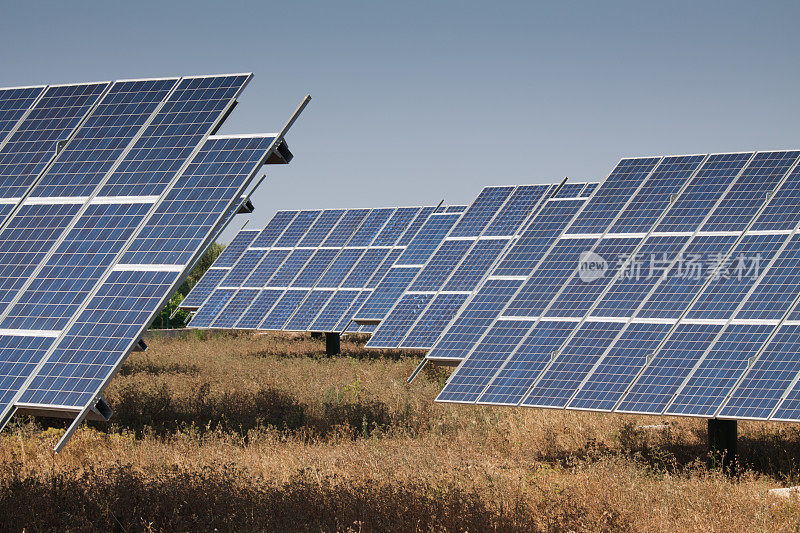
2, 331, 800, 531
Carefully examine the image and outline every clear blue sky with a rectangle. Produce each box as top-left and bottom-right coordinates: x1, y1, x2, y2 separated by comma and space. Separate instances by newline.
2, 1, 799, 242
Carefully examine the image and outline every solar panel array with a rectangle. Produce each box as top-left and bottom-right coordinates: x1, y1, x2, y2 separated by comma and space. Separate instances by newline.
0, 74, 306, 450
365, 183, 566, 349
434, 151, 800, 423
180, 205, 472, 332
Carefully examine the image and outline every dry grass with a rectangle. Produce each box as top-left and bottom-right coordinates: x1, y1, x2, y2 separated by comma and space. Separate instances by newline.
2, 331, 800, 531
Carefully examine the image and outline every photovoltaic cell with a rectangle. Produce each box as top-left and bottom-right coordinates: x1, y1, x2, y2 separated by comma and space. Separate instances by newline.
241, 250, 291, 288
297, 209, 344, 247
427, 279, 523, 360
436, 319, 533, 403
617, 323, 723, 414
408, 240, 472, 291
367, 293, 433, 347
443, 239, 508, 292
521, 321, 625, 408
483, 185, 550, 236
449, 186, 514, 238
400, 293, 469, 349
666, 323, 776, 417
211, 229, 260, 268
720, 324, 800, 420
654, 152, 753, 233
250, 210, 298, 248
567, 322, 674, 411
700, 151, 800, 233
211, 289, 260, 328
608, 155, 705, 234
567, 157, 660, 235
236, 289, 283, 329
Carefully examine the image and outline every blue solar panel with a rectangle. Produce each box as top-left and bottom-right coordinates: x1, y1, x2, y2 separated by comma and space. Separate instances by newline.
212, 229, 260, 268
221, 249, 267, 287
291, 249, 339, 287
0, 82, 109, 200
296, 210, 345, 247
736, 234, 800, 320
666, 324, 776, 417
590, 235, 690, 318
211, 289, 261, 328
190, 287, 237, 327
32, 79, 178, 198
364, 249, 404, 289
273, 210, 320, 247
181, 268, 228, 308
443, 239, 507, 292
720, 324, 800, 419
354, 267, 420, 322
400, 293, 469, 349
0, 86, 45, 142
752, 164, 800, 231
236, 289, 283, 329
98, 75, 250, 197
520, 321, 625, 408
336, 290, 371, 332
608, 155, 705, 234
493, 199, 585, 277
121, 135, 275, 266
265, 249, 315, 287
407, 240, 472, 292
567, 322, 674, 411
616, 323, 723, 414
283, 290, 334, 331
685, 234, 787, 320
701, 151, 800, 232
259, 289, 310, 330
483, 185, 550, 237
241, 250, 290, 288
396, 213, 460, 265
427, 279, 523, 360
654, 152, 753, 233
20, 269, 180, 407
347, 208, 394, 246
552, 183, 585, 199
544, 237, 642, 318
372, 207, 421, 246
315, 249, 366, 288
396, 207, 436, 247
341, 248, 391, 288
309, 290, 360, 332
366, 293, 433, 348
449, 186, 514, 238
567, 157, 660, 235
635, 235, 739, 319
0, 203, 83, 308
503, 238, 596, 317
581, 183, 598, 196
2, 202, 153, 331
436, 319, 534, 403
250, 211, 298, 248
475, 320, 577, 405
0, 335, 55, 413
322, 209, 370, 247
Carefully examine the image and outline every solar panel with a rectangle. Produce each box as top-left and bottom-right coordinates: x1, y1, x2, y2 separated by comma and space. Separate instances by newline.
435, 149, 800, 427
185, 204, 446, 333
0, 73, 307, 451
367, 184, 554, 349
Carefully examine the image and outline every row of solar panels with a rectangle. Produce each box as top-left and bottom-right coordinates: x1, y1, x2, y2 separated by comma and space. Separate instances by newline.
179, 182, 597, 337
189, 148, 800, 425
0, 74, 305, 450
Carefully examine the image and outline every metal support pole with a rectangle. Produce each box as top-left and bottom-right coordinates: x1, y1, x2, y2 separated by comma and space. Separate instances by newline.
708, 418, 737, 474
325, 332, 340, 356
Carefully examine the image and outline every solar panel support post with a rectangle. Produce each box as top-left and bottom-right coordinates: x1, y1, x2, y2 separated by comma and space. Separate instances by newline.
325, 332, 340, 356
708, 418, 737, 475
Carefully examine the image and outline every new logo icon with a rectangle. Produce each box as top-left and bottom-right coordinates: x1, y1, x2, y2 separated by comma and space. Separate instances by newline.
578, 251, 607, 282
